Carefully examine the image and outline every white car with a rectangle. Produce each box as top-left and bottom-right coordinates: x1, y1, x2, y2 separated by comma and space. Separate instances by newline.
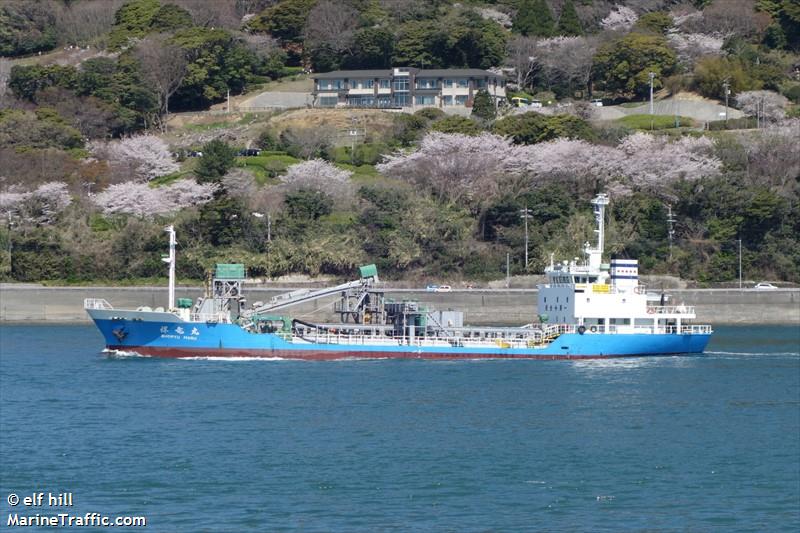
435, 285, 452, 292
754, 282, 778, 290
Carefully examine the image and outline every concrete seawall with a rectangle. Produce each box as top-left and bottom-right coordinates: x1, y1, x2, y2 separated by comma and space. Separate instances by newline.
1, 285, 798, 325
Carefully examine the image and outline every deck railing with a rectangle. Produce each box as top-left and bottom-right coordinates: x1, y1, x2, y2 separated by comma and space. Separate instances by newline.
289, 323, 713, 348
646, 305, 695, 315
84, 298, 113, 310
190, 312, 231, 323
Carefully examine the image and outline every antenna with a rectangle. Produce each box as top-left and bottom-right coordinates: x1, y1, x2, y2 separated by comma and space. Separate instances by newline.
591, 193, 610, 255
667, 204, 676, 260
162, 225, 176, 310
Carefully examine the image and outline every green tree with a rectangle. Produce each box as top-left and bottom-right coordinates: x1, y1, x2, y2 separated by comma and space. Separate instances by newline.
248, 0, 316, 44
593, 33, 677, 98
9, 64, 77, 101
169, 28, 260, 110
431, 115, 483, 135
634, 12, 674, 34
150, 3, 193, 32
444, 10, 507, 69
471, 89, 496, 121
393, 20, 447, 68
196, 139, 237, 183
0, 1, 57, 56
693, 57, 762, 99
493, 112, 595, 144
345, 27, 396, 69
108, 0, 162, 49
557, 0, 583, 36
513, 0, 555, 37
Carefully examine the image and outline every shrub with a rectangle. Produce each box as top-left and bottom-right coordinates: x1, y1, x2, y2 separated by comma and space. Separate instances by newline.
615, 114, 696, 130
414, 108, 445, 121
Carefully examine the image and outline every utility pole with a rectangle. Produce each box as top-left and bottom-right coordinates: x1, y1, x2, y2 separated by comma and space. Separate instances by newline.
738, 238, 742, 290
674, 97, 679, 128
667, 204, 676, 260
649, 72, 656, 115
519, 206, 531, 269
506, 252, 510, 289
722, 79, 730, 124
267, 212, 271, 243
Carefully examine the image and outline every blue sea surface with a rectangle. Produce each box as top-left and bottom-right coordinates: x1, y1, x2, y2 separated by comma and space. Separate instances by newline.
1, 324, 798, 532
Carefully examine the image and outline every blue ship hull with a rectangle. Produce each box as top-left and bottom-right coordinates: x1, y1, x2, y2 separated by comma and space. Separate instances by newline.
90, 316, 711, 360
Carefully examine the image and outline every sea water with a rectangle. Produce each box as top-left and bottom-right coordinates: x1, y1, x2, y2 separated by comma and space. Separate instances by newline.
1, 325, 798, 531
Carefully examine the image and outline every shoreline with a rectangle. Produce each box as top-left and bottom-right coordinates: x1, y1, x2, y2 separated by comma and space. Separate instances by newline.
1, 285, 798, 325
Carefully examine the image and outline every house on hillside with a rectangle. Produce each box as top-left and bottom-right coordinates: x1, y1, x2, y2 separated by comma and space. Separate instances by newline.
311, 67, 506, 111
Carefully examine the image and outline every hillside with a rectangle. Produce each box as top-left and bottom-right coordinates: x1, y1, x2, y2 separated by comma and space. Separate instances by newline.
0, 0, 799, 285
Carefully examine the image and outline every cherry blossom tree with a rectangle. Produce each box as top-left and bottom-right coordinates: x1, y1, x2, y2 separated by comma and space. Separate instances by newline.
377, 132, 523, 206
617, 133, 721, 196
666, 31, 724, 67
0, 182, 72, 225
736, 90, 788, 124
738, 120, 800, 195
281, 159, 354, 203
600, 5, 638, 32
90, 135, 179, 182
519, 139, 624, 184
92, 179, 217, 217
532, 36, 597, 94
506, 36, 539, 89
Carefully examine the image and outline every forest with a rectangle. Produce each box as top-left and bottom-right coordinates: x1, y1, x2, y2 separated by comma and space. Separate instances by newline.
0, 0, 798, 285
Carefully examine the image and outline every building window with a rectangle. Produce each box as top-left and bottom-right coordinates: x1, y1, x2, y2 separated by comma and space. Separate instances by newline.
318, 96, 338, 107
348, 96, 374, 106
393, 79, 409, 92
379, 79, 390, 89
476, 79, 486, 89
442, 95, 453, 106
377, 96, 392, 107
455, 95, 468, 105
394, 94, 410, 106
415, 95, 435, 106
443, 79, 453, 88
319, 79, 344, 90
416, 78, 437, 89
457, 79, 468, 88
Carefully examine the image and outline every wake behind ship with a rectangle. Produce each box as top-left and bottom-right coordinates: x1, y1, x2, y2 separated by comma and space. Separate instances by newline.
86, 194, 712, 359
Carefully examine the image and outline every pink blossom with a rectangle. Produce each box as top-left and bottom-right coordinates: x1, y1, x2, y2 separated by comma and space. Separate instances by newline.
92, 179, 217, 217
377, 132, 522, 205
281, 159, 354, 202
601, 5, 638, 32
90, 135, 179, 182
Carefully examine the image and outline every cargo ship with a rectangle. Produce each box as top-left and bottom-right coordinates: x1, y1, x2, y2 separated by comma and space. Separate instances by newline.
86, 194, 712, 360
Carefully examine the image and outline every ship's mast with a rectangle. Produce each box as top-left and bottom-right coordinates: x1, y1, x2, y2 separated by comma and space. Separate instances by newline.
163, 225, 176, 310
585, 193, 609, 269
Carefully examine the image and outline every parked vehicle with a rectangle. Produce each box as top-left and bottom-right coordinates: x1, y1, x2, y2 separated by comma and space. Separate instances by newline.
591, 99, 604, 107
238, 148, 261, 156
435, 285, 452, 292
754, 282, 778, 290
425, 284, 439, 292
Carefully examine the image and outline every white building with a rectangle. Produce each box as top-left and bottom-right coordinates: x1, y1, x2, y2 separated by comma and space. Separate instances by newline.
312, 67, 506, 111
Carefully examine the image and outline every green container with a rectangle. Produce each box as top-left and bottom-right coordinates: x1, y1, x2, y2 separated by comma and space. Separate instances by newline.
359, 264, 378, 279
177, 298, 193, 309
215, 263, 245, 279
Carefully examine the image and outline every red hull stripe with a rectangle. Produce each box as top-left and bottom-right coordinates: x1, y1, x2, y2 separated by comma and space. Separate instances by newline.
108, 346, 685, 361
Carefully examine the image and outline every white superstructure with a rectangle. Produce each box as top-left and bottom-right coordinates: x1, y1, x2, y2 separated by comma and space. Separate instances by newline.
537, 194, 705, 335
